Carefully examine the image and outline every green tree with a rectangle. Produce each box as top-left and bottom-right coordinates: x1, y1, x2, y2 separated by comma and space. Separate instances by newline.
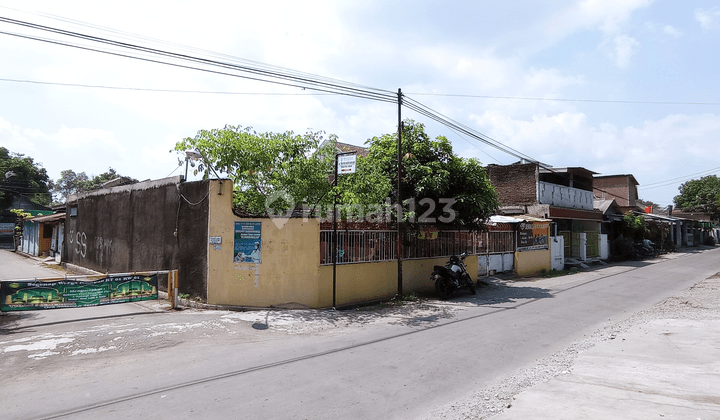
175, 126, 340, 215
0, 147, 51, 209
364, 119, 499, 229
623, 211, 649, 241
53, 168, 138, 201
174, 121, 499, 228
673, 175, 720, 218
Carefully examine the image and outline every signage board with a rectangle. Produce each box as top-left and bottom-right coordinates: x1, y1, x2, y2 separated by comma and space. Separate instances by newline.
517, 222, 550, 251
338, 154, 357, 174
234, 221, 262, 263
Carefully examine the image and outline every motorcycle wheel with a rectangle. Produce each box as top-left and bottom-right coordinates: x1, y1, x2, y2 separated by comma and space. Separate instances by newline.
466, 277, 476, 295
435, 278, 453, 300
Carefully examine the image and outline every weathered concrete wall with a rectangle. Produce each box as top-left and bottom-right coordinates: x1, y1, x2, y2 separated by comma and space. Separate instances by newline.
64, 176, 209, 298
177, 180, 210, 299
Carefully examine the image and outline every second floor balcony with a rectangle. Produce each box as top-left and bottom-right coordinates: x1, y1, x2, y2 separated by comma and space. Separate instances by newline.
538, 181, 594, 210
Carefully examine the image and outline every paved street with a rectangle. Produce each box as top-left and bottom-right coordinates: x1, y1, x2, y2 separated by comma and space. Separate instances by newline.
1, 248, 719, 419
0, 249, 68, 281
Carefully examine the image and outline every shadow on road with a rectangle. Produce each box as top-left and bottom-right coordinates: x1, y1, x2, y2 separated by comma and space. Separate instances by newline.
0, 311, 41, 334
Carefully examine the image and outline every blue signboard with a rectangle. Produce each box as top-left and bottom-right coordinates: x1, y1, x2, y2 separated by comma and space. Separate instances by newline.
234, 221, 262, 263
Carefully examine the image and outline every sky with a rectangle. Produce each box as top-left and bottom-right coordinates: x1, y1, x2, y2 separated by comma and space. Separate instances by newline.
1, 0, 719, 208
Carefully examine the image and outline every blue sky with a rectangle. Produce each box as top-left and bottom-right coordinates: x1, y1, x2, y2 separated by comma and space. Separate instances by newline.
1, 0, 719, 207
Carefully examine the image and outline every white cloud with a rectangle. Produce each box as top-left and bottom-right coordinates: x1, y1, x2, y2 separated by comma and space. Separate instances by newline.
695, 7, 720, 31
467, 110, 720, 204
545, 0, 653, 68
33, 126, 125, 153
546, 0, 654, 37
662, 25, 682, 38
610, 35, 640, 68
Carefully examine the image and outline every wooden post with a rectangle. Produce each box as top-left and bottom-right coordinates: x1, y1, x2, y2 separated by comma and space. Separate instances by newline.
168, 270, 175, 309
168, 270, 179, 309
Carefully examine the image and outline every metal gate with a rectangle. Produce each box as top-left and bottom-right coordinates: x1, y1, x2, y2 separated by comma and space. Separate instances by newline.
478, 231, 515, 275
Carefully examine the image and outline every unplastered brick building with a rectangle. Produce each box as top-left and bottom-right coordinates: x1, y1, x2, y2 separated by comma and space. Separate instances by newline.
486, 161, 606, 261
593, 174, 639, 208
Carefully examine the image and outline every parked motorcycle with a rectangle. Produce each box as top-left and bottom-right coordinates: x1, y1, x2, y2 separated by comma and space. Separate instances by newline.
634, 239, 659, 259
431, 253, 476, 299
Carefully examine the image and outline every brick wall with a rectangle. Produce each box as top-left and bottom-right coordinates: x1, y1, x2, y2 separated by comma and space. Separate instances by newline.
486, 163, 538, 206
593, 176, 634, 206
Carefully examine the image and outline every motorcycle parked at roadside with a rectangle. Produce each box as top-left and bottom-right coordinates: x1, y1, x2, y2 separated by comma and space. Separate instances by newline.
431, 253, 476, 299
634, 238, 659, 259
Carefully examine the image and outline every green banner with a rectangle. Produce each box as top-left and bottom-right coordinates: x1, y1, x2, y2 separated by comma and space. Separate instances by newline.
1, 274, 158, 311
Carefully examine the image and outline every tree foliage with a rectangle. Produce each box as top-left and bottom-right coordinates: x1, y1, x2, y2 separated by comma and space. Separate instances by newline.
53, 168, 138, 201
364, 120, 499, 229
623, 211, 649, 240
175, 126, 339, 215
0, 147, 51, 209
174, 121, 499, 229
673, 175, 720, 218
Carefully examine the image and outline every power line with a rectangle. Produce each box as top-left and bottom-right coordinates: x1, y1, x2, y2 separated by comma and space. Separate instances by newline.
0, 14, 666, 204
0, 77, 333, 95
0, 16, 397, 103
401, 94, 631, 203
406, 92, 720, 106
0, 27, 397, 104
639, 167, 720, 190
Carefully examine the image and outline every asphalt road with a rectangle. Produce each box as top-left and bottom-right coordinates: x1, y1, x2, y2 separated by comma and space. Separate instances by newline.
1, 248, 718, 419
0, 249, 68, 280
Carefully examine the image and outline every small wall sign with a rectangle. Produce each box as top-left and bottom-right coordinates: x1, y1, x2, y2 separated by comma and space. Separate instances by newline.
209, 236, 222, 244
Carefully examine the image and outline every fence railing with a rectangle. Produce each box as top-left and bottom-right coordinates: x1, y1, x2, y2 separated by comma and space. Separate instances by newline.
320, 230, 397, 265
479, 231, 516, 254
320, 229, 516, 265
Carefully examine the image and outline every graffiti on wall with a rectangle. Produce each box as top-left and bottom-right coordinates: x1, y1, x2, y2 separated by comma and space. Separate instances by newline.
95, 236, 113, 265
68, 230, 87, 258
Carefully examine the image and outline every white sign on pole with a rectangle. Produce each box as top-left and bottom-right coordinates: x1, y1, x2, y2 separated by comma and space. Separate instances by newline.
338, 154, 357, 174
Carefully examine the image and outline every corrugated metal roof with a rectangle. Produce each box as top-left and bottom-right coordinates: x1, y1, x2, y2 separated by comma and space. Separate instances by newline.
488, 215, 522, 224
28, 212, 66, 223
488, 214, 552, 224
515, 215, 552, 223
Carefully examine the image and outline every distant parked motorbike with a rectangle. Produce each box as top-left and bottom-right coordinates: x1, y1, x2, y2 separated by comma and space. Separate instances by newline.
634, 239, 659, 259
431, 253, 476, 299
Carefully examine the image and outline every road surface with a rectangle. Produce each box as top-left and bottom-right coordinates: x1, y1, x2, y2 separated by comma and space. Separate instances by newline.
1, 248, 717, 419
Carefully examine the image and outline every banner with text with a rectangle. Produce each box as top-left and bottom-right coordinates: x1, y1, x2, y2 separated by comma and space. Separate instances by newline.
517, 222, 550, 252
1, 274, 158, 312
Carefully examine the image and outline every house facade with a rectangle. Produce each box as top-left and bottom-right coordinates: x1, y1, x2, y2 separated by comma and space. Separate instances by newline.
486, 162, 605, 261
593, 174, 639, 208
20, 212, 65, 260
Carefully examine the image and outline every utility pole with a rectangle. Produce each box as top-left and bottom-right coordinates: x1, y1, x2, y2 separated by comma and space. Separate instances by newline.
397, 88, 403, 296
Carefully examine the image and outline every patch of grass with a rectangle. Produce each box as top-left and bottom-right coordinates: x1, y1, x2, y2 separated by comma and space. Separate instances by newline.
387, 292, 421, 305
540, 269, 576, 278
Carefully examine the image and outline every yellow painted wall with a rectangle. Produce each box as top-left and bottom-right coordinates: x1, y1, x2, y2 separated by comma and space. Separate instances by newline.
205, 180, 483, 308
206, 180, 323, 307
513, 223, 552, 276
318, 255, 477, 307
514, 249, 551, 276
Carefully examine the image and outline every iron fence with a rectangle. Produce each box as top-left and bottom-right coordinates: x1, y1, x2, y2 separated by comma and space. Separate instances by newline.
320, 229, 517, 265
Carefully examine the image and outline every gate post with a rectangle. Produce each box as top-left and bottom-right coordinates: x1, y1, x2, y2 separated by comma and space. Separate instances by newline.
168, 270, 179, 309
